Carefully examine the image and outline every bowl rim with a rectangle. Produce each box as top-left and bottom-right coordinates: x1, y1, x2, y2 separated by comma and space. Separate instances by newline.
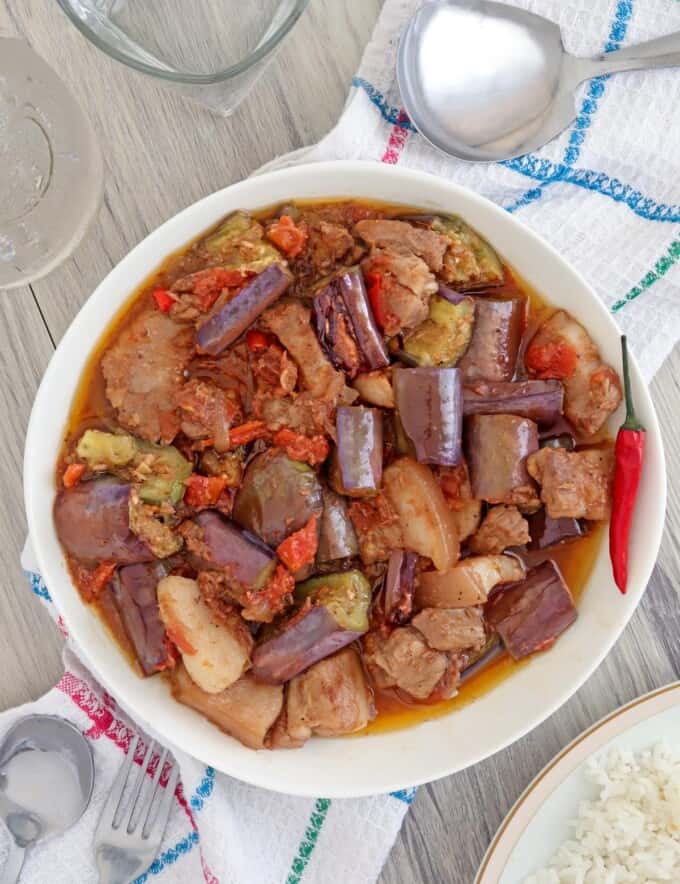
24, 160, 667, 797
55, 0, 310, 85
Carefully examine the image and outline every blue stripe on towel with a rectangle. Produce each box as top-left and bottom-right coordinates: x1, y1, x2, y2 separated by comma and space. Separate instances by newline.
24, 569, 52, 602
390, 787, 417, 805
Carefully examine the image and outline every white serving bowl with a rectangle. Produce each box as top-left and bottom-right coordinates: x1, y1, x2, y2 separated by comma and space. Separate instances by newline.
24, 161, 666, 798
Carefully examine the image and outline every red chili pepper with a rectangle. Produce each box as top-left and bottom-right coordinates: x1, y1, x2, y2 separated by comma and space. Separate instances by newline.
152, 288, 175, 312
609, 335, 645, 594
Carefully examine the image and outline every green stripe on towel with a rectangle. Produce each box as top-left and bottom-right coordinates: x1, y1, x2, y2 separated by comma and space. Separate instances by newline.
612, 238, 680, 312
286, 799, 332, 884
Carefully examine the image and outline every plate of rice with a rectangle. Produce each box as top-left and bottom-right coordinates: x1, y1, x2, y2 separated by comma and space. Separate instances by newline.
476, 683, 680, 883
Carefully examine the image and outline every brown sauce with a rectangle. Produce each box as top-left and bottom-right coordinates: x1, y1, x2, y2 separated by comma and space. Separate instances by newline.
58, 198, 610, 736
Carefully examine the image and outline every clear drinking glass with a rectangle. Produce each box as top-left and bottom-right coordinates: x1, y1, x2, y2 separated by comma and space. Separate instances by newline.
55, 0, 311, 115
0, 37, 102, 290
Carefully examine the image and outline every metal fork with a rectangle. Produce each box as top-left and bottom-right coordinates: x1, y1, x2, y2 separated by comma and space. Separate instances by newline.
94, 735, 180, 884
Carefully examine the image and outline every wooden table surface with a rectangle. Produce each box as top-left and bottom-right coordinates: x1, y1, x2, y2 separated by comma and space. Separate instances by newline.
2, 2, 680, 882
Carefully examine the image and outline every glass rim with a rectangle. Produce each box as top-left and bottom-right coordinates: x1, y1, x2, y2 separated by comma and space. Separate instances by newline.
55, 0, 310, 85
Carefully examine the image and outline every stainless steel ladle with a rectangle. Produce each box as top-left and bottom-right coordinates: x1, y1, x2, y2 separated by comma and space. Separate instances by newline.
0, 715, 94, 883
397, 0, 680, 162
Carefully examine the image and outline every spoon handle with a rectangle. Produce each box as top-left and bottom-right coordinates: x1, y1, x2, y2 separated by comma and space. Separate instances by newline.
0, 839, 25, 884
592, 31, 680, 76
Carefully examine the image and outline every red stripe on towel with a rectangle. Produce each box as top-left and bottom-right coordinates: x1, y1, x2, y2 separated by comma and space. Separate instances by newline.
57, 670, 220, 884
381, 109, 411, 163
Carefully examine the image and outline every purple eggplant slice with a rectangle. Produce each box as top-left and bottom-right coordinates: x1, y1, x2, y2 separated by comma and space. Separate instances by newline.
335, 406, 383, 496
465, 414, 539, 509
196, 263, 292, 355
317, 489, 359, 563
313, 269, 388, 378
393, 367, 463, 466
384, 550, 417, 625
252, 570, 371, 683
111, 561, 171, 675
463, 379, 564, 425
528, 509, 584, 550
233, 449, 323, 547
485, 560, 577, 660
55, 479, 154, 565
458, 298, 524, 382
187, 510, 276, 589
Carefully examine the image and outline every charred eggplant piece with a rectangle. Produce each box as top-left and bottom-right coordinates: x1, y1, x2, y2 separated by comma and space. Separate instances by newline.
485, 560, 577, 660
458, 298, 524, 382
200, 210, 282, 272
251, 570, 371, 684
317, 489, 359, 563
189, 510, 276, 589
393, 367, 462, 466
433, 215, 505, 289
465, 414, 539, 509
196, 263, 292, 355
384, 550, 417, 625
111, 561, 171, 675
463, 379, 564, 425
55, 479, 154, 565
402, 290, 475, 367
313, 268, 388, 377
335, 406, 383, 496
76, 429, 192, 504
233, 449, 323, 546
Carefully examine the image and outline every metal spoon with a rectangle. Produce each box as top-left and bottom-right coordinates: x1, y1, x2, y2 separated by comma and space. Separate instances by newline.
397, 0, 680, 162
0, 715, 94, 883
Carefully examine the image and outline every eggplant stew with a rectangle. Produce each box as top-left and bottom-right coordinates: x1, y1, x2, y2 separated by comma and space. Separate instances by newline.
55, 201, 622, 750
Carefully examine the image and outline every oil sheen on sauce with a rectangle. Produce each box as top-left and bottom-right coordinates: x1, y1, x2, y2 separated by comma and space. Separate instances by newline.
59, 199, 610, 737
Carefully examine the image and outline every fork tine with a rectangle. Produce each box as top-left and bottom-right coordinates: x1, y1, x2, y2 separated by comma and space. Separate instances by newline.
143, 761, 179, 841
101, 734, 139, 829
136, 747, 168, 834
122, 738, 156, 833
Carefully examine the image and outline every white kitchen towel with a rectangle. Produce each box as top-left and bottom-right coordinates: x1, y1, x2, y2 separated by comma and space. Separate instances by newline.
7, 1, 680, 882
262, 0, 680, 383
8, 541, 414, 884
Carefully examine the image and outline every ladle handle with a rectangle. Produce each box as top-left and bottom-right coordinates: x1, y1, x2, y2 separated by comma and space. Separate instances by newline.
0, 838, 25, 884
592, 31, 680, 75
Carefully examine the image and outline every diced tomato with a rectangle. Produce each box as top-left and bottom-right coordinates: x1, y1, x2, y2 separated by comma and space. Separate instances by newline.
152, 288, 176, 312
241, 563, 295, 622
273, 428, 329, 467
266, 215, 309, 258
74, 560, 117, 602
184, 474, 228, 508
246, 328, 280, 353
526, 339, 578, 379
192, 268, 247, 312
63, 462, 86, 488
364, 271, 388, 329
228, 420, 270, 449
276, 515, 319, 572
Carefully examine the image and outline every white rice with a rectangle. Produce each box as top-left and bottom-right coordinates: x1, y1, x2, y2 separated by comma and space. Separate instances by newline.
525, 743, 680, 883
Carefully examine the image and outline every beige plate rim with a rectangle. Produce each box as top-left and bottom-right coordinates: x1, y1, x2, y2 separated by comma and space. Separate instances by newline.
475, 681, 680, 883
